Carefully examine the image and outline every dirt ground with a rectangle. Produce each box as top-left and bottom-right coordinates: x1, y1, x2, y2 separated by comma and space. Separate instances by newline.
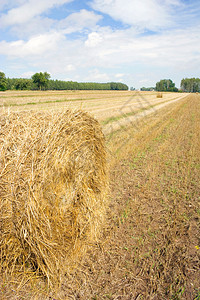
0, 93, 199, 299
54, 94, 200, 300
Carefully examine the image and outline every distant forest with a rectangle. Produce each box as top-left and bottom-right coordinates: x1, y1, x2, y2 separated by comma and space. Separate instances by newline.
1, 72, 200, 92
0, 71, 128, 91
180, 78, 200, 93
141, 78, 200, 93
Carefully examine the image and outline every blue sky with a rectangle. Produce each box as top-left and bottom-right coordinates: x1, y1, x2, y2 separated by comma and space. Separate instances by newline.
0, 0, 200, 89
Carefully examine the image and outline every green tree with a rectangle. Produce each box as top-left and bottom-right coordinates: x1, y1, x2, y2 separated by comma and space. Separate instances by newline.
0, 72, 7, 91
15, 78, 32, 90
110, 82, 128, 90
32, 72, 50, 90
180, 78, 200, 92
140, 87, 155, 91
156, 79, 178, 92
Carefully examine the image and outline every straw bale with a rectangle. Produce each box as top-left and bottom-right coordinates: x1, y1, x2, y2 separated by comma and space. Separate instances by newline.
0, 110, 107, 285
157, 92, 163, 98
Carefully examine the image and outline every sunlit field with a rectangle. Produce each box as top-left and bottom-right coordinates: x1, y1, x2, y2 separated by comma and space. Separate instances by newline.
0, 90, 187, 122
0, 91, 199, 299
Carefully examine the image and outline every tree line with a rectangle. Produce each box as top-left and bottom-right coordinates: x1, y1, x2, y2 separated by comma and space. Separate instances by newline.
140, 87, 155, 91
140, 79, 178, 92
180, 78, 200, 93
155, 79, 178, 92
145, 78, 200, 92
0, 71, 128, 91
1, 71, 200, 92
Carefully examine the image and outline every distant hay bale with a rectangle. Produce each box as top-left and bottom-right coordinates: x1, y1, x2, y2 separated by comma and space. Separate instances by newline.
157, 92, 163, 98
0, 110, 107, 285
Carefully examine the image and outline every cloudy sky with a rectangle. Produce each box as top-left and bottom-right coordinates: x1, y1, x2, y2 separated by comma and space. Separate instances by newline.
0, 0, 200, 89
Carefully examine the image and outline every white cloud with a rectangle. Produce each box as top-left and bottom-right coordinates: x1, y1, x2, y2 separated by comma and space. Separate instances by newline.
64, 64, 76, 71
81, 23, 200, 72
21, 71, 35, 78
2, 7, 102, 40
139, 79, 153, 84
115, 73, 125, 78
0, 32, 63, 57
1, 22, 200, 86
0, 0, 73, 27
115, 73, 125, 82
0, 0, 24, 10
0, 0, 199, 89
10, 16, 55, 38
86, 69, 110, 81
85, 32, 103, 47
58, 9, 102, 34
90, 0, 182, 30
0, 0, 9, 10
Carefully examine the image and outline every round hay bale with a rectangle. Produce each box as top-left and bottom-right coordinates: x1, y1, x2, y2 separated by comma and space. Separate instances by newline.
156, 92, 163, 98
0, 110, 107, 285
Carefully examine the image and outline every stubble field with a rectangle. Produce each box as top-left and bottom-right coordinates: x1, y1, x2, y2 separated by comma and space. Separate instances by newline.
0, 90, 199, 299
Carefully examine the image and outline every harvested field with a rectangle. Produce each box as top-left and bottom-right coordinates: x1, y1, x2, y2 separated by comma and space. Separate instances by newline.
0, 91, 199, 299
0, 90, 187, 123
